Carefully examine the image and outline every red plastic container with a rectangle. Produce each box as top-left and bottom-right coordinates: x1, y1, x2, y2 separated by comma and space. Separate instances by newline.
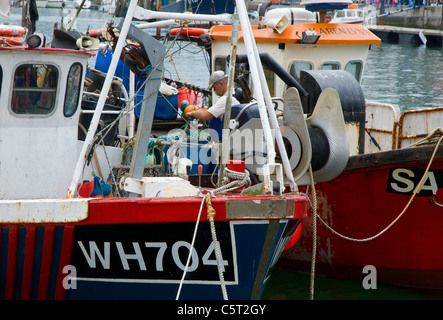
227, 160, 246, 191
178, 87, 202, 107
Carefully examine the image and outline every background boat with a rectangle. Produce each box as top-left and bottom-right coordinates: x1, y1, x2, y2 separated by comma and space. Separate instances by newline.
160, 0, 236, 14
36, 0, 48, 7
45, 0, 63, 7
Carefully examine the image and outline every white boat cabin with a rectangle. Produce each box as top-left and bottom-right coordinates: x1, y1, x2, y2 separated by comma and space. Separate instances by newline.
208, 8, 380, 156
208, 7, 443, 159
329, 8, 364, 24
0, 47, 119, 200
209, 8, 380, 99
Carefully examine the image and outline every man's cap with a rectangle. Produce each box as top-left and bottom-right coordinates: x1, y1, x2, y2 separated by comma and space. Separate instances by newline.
208, 70, 227, 90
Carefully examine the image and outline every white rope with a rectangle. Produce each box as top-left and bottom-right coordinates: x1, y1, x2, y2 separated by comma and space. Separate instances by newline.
209, 215, 229, 299
176, 196, 206, 300
308, 165, 317, 301
214, 168, 251, 194
304, 132, 442, 300
205, 193, 229, 300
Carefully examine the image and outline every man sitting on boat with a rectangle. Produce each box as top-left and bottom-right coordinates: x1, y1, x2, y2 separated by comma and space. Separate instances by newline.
186, 70, 239, 122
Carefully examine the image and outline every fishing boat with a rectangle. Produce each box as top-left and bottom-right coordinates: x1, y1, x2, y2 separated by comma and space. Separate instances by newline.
328, 4, 364, 24
36, 0, 49, 8
98, 0, 116, 13
46, 0, 63, 8
0, 0, 342, 301
161, 0, 236, 14
155, 0, 443, 289
237, 1, 443, 290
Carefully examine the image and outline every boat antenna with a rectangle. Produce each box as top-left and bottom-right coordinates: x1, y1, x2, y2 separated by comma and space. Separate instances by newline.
67, 0, 139, 198
218, 10, 239, 186
67, 0, 86, 31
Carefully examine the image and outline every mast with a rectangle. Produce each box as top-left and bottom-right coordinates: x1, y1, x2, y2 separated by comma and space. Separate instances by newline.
67, 0, 139, 198
236, 0, 295, 193
219, 11, 239, 186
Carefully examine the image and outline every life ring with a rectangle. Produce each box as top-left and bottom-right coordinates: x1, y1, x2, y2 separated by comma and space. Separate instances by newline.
170, 28, 206, 38
0, 36, 26, 46
0, 25, 27, 37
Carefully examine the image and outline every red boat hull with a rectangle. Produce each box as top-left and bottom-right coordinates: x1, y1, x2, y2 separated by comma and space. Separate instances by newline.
0, 194, 306, 300
279, 144, 443, 289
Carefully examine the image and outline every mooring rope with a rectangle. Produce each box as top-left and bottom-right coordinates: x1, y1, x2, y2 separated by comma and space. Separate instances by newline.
305, 132, 443, 300
317, 133, 443, 243
176, 196, 206, 300
308, 165, 317, 301
205, 192, 229, 300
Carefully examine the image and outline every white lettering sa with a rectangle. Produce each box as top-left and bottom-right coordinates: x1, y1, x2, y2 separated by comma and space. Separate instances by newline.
390, 168, 438, 194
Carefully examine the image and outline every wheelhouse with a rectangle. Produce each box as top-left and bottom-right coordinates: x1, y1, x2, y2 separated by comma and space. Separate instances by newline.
209, 22, 380, 101
0, 48, 91, 199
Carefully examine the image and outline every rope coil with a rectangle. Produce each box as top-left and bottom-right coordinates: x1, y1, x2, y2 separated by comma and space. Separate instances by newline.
215, 167, 251, 194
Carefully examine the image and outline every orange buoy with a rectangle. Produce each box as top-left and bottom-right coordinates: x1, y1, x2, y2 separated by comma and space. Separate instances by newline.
0, 25, 27, 37
0, 36, 26, 46
170, 28, 206, 38
184, 104, 200, 115
0, 26, 27, 47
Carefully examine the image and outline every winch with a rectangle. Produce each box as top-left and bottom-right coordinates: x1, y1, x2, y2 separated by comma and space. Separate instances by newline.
227, 70, 355, 185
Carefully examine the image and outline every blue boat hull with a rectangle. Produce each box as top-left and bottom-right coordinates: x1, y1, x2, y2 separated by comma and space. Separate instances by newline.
1, 219, 300, 300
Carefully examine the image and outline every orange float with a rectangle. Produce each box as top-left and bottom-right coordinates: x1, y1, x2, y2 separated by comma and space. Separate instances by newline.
0, 25, 27, 47
170, 28, 206, 38
184, 104, 200, 115
0, 25, 27, 36
0, 36, 26, 46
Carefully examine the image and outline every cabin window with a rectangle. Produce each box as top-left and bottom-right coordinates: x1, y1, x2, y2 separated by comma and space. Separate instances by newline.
320, 62, 340, 70
335, 10, 345, 18
64, 63, 83, 117
289, 62, 313, 80
345, 60, 363, 82
213, 56, 252, 103
214, 56, 228, 73
11, 64, 58, 115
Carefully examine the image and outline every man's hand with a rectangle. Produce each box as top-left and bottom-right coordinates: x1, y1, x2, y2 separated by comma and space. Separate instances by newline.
185, 109, 214, 122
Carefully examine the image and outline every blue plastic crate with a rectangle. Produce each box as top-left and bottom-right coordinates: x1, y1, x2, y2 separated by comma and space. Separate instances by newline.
154, 94, 179, 120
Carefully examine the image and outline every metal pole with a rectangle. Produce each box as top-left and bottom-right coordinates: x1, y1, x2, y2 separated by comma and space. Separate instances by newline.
218, 11, 239, 186
236, 0, 297, 192
67, 0, 138, 198
133, 7, 232, 24
235, 0, 276, 167
67, 0, 87, 31
128, 71, 135, 138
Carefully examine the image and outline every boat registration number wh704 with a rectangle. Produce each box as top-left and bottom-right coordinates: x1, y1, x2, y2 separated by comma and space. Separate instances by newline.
387, 168, 443, 197
70, 222, 237, 284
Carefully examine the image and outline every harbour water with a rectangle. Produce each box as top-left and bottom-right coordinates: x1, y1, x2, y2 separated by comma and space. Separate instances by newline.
361, 42, 443, 112
2, 7, 443, 300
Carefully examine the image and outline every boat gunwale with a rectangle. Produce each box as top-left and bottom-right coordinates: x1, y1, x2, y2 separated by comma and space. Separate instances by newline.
0, 46, 95, 56
343, 143, 443, 173
209, 23, 381, 45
